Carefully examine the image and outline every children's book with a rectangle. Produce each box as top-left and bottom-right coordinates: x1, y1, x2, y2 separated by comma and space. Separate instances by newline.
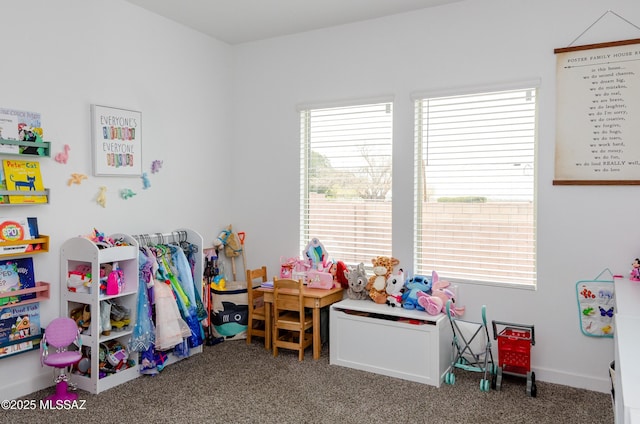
0, 108, 43, 155
2, 160, 47, 204
0, 303, 41, 358
0, 166, 8, 205
0, 217, 37, 241
0, 112, 19, 154
0, 257, 36, 305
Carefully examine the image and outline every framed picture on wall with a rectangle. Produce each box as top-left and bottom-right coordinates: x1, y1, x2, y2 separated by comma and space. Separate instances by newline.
553, 38, 640, 185
91, 105, 142, 176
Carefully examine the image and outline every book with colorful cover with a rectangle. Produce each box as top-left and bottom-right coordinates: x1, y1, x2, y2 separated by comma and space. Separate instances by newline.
0, 303, 41, 358
0, 108, 43, 155
0, 217, 39, 255
2, 160, 46, 204
0, 166, 8, 205
0, 257, 36, 305
0, 112, 19, 154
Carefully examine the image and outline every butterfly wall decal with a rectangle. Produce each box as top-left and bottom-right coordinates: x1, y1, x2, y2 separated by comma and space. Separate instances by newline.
599, 306, 614, 317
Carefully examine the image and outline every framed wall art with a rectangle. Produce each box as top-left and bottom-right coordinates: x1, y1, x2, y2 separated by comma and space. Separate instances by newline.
554, 38, 640, 185
91, 105, 142, 176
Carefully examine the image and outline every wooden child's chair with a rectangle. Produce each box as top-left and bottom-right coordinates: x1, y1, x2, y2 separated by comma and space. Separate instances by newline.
246, 266, 269, 349
272, 277, 313, 361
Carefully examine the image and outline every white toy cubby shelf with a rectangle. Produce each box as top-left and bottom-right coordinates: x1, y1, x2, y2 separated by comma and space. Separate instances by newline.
60, 229, 203, 394
60, 234, 140, 394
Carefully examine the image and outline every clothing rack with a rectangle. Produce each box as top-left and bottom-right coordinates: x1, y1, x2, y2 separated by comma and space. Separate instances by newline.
132, 228, 205, 365
132, 229, 192, 247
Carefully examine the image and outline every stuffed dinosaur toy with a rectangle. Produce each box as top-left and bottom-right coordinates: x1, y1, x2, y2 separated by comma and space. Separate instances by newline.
344, 262, 369, 300
416, 272, 465, 316
366, 256, 400, 304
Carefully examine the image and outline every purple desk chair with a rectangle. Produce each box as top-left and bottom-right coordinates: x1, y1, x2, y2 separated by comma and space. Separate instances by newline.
41, 317, 83, 402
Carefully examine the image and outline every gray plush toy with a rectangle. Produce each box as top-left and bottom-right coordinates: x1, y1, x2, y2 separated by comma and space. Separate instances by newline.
345, 262, 370, 300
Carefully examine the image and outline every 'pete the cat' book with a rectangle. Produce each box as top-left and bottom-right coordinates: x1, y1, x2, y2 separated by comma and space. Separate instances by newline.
2, 160, 46, 204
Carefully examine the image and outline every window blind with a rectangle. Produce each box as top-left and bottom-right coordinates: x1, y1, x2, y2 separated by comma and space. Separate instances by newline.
414, 88, 537, 287
300, 102, 393, 266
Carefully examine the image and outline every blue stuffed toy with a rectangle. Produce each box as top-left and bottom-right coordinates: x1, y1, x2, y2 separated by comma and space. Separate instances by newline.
401, 273, 433, 310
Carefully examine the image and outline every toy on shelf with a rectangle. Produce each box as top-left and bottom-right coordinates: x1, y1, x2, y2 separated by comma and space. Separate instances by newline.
99, 340, 133, 376
55, 144, 70, 164
366, 256, 400, 304
67, 268, 92, 293
70, 305, 91, 334
344, 262, 369, 300
417, 272, 465, 316
401, 273, 432, 310
630, 258, 640, 281
385, 268, 405, 307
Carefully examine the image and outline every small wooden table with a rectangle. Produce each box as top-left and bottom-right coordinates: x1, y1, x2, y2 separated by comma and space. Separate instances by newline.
257, 285, 344, 360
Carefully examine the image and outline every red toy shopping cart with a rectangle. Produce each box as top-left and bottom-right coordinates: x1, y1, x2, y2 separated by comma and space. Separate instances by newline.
491, 320, 537, 397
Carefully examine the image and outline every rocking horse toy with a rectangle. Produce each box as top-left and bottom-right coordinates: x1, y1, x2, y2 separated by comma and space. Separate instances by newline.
213, 225, 246, 282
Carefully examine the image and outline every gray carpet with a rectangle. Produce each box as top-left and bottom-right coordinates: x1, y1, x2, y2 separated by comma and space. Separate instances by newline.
3, 339, 613, 423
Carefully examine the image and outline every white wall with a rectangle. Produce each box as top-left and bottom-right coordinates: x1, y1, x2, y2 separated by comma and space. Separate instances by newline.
0, 0, 233, 400
231, 0, 640, 392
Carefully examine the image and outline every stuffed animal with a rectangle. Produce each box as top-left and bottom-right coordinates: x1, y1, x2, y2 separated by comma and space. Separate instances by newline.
385, 268, 405, 307
344, 263, 369, 300
401, 273, 433, 310
366, 256, 400, 304
416, 272, 465, 316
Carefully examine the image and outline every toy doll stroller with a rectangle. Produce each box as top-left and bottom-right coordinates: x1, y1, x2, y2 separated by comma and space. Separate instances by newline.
444, 300, 495, 392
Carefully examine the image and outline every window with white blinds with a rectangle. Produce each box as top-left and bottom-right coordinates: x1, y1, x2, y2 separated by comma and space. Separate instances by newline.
414, 87, 537, 287
300, 101, 393, 266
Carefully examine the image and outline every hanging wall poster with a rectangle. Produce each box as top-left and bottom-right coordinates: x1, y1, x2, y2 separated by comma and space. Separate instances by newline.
554, 39, 640, 185
91, 105, 142, 176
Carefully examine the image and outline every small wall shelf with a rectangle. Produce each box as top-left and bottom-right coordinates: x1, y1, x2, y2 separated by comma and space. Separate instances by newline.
0, 235, 49, 257
0, 334, 42, 359
0, 281, 50, 307
0, 138, 50, 157
0, 190, 50, 205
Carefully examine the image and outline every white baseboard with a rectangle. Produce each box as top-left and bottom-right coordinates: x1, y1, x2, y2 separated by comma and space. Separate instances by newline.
0, 373, 52, 401
532, 366, 610, 394
3, 361, 611, 400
